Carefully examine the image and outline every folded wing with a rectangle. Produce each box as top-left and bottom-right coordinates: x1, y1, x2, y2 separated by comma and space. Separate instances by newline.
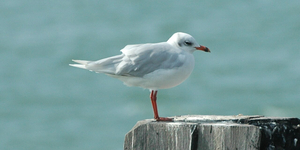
71, 42, 185, 77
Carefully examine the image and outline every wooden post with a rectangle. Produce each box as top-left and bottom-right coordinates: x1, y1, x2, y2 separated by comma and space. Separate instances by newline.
124, 115, 300, 150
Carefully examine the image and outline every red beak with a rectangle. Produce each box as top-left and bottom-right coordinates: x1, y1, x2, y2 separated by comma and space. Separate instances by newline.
195, 45, 210, 52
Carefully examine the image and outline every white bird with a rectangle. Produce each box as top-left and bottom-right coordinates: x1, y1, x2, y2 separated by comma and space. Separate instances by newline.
70, 32, 210, 121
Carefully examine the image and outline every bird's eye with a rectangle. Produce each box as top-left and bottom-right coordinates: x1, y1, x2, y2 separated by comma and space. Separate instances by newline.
184, 41, 193, 46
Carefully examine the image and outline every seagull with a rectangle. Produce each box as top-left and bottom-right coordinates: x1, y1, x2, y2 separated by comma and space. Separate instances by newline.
70, 32, 210, 121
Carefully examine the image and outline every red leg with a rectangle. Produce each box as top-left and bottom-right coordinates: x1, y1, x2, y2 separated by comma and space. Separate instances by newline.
150, 90, 159, 119
150, 90, 173, 122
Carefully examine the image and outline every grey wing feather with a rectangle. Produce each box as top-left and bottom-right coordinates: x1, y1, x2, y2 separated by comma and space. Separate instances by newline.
85, 55, 124, 74
115, 43, 184, 77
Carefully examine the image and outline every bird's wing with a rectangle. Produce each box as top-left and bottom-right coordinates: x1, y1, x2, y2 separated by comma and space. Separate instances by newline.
114, 42, 185, 77
84, 54, 124, 74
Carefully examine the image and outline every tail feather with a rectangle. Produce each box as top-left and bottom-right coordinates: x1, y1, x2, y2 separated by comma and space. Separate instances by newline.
69, 59, 91, 69
72, 59, 90, 65
69, 55, 122, 74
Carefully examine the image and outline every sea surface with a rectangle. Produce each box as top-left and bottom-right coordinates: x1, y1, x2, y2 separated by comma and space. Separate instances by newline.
1, 1, 299, 149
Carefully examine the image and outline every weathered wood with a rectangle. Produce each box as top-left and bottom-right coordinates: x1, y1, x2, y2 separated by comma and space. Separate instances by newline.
196, 123, 260, 150
124, 121, 198, 150
124, 115, 300, 150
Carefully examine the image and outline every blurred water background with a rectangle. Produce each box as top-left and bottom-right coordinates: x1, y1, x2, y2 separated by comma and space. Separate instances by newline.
1, 0, 299, 149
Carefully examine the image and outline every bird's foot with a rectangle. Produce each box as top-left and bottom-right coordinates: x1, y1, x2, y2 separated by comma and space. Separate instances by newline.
155, 117, 174, 122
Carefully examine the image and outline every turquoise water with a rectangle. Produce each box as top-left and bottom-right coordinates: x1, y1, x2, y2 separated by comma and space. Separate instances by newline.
1, 1, 299, 149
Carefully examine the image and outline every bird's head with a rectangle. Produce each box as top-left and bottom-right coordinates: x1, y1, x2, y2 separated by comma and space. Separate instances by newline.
167, 32, 210, 53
